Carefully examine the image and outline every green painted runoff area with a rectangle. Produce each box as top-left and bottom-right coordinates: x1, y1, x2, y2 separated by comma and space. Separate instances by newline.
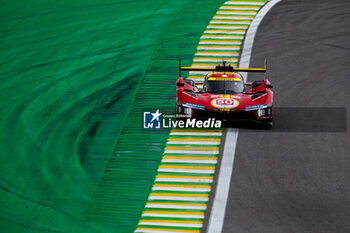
0, 0, 225, 232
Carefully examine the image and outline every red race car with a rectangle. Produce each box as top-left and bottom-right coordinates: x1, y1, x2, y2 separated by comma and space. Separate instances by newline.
176, 61, 273, 126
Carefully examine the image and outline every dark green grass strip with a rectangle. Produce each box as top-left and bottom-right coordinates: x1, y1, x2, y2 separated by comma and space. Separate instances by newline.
83, 1, 226, 233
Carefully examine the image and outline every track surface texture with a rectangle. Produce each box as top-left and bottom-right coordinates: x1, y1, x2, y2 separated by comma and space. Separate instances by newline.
222, 0, 350, 233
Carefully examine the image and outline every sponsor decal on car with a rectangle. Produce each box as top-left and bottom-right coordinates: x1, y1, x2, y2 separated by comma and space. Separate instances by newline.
183, 102, 205, 110
208, 77, 241, 81
210, 95, 221, 98
244, 104, 266, 111
211, 98, 239, 109
230, 95, 240, 99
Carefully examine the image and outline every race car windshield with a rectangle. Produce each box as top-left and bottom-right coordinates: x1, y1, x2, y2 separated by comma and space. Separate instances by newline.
205, 80, 244, 94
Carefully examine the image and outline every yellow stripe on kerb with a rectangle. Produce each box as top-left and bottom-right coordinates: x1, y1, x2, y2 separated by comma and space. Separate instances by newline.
201, 34, 245, 38
153, 184, 211, 188
195, 51, 239, 55
143, 210, 205, 215
163, 156, 218, 160
214, 14, 254, 18
147, 202, 207, 207
149, 193, 209, 198
199, 39, 243, 43
197, 45, 241, 49
164, 146, 219, 151
135, 1, 268, 232
156, 175, 213, 179
204, 29, 246, 33
220, 6, 260, 10
159, 165, 215, 170
217, 10, 258, 13
167, 138, 221, 141
140, 219, 203, 224
170, 129, 222, 133
136, 228, 200, 233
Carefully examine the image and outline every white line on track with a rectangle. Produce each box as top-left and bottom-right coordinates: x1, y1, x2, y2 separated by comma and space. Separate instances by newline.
207, 1, 281, 233
239, 0, 281, 81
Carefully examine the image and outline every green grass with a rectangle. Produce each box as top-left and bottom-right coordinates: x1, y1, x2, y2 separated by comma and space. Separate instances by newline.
0, 0, 225, 232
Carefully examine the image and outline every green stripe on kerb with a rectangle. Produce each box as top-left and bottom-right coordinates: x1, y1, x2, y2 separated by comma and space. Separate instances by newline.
134, 1, 268, 232
82, 1, 230, 233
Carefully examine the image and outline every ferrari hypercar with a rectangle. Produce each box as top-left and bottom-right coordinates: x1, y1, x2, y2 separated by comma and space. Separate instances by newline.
176, 61, 273, 125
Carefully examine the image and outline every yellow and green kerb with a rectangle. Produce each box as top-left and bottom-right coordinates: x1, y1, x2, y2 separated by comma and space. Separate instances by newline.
135, 1, 268, 232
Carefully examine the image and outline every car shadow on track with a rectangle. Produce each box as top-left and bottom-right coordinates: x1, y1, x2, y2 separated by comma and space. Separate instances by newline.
224, 107, 347, 132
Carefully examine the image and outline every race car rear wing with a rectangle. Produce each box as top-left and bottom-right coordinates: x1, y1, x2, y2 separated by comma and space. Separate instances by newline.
179, 59, 267, 76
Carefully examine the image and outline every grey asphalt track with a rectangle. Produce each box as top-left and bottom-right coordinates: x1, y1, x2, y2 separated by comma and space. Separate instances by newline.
221, 0, 350, 232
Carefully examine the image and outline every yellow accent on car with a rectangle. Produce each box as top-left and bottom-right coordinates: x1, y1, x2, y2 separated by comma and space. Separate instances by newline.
208, 77, 241, 81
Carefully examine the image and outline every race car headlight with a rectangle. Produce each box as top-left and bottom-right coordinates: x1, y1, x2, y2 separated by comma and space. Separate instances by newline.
257, 108, 270, 116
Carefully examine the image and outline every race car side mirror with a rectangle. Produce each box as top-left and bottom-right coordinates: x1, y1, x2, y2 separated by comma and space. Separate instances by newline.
176, 82, 185, 86
265, 84, 273, 89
